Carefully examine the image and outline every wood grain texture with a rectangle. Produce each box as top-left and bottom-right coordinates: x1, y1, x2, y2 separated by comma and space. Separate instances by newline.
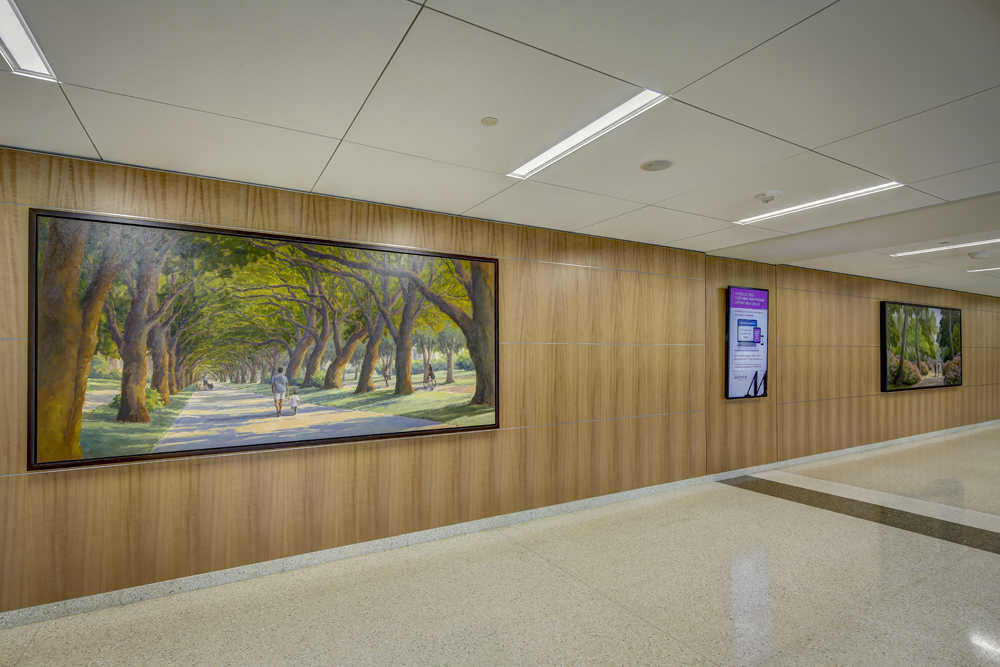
0, 205, 28, 341
500, 344, 704, 428
499, 259, 704, 344
0, 148, 709, 612
3, 146, 1000, 613
705, 257, 777, 474
779, 346, 880, 402
775, 266, 1000, 460
0, 412, 703, 609
0, 341, 28, 476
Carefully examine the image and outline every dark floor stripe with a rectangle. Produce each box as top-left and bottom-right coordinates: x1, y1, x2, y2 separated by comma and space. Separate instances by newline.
720, 475, 1000, 556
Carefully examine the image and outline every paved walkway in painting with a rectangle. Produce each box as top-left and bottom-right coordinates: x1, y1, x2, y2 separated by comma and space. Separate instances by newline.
153, 384, 443, 453
83, 389, 119, 412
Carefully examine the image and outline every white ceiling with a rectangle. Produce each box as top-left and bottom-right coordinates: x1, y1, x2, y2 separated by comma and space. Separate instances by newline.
2, 0, 1000, 295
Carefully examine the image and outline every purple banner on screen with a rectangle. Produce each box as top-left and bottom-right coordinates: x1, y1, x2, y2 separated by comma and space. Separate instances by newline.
727, 286, 769, 399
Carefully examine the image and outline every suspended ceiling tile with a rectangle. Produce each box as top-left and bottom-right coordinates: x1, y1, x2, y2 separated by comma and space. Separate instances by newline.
670, 225, 786, 253
63, 86, 338, 192
0, 73, 100, 159
873, 229, 1000, 260
754, 187, 943, 235
789, 251, 930, 276
463, 180, 642, 232
912, 162, 1000, 202
711, 193, 1000, 265
533, 99, 802, 204
312, 141, 513, 216
20, 0, 417, 137
871, 265, 957, 281
676, 0, 1000, 148
817, 86, 1000, 185
577, 206, 731, 246
900, 272, 1000, 297
346, 10, 641, 175
656, 152, 894, 223
426, 0, 831, 94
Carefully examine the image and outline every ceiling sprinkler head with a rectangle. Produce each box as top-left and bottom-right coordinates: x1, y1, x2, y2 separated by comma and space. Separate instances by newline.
755, 191, 782, 205
969, 250, 993, 259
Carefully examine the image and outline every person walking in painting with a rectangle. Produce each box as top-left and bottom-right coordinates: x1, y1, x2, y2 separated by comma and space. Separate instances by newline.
382, 364, 391, 387
289, 389, 300, 416
271, 367, 288, 417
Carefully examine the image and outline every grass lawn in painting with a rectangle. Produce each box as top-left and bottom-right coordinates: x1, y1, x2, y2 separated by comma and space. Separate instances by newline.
79, 387, 196, 459
234, 371, 493, 428
85, 377, 122, 392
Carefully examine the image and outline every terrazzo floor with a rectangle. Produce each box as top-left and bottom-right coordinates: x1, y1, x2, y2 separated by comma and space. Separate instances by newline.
2, 428, 999, 666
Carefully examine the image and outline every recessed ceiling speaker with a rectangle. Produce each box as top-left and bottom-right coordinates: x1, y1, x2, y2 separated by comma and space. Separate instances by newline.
755, 191, 782, 205
640, 159, 673, 171
969, 250, 993, 259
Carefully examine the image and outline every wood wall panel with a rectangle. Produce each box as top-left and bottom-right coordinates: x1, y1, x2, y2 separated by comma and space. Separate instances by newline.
0, 148, 709, 612
964, 347, 1000, 387
0, 341, 28, 476
705, 257, 777, 474
0, 205, 28, 341
777, 289, 878, 347
499, 260, 704, 345
779, 346, 879, 402
500, 344, 704, 428
3, 147, 1000, 613
776, 266, 1000, 460
965, 308, 1000, 348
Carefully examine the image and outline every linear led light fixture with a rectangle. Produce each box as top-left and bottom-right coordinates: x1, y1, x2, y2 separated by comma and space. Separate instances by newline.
735, 181, 903, 224
507, 89, 668, 180
968, 267, 1000, 273
890, 238, 1000, 257
0, 0, 55, 81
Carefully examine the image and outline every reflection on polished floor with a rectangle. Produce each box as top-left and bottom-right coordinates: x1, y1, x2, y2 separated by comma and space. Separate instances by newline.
3, 426, 999, 666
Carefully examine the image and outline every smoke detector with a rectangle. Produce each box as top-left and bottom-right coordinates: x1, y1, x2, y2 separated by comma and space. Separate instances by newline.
755, 191, 782, 205
969, 250, 993, 259
640, 159, 673, 172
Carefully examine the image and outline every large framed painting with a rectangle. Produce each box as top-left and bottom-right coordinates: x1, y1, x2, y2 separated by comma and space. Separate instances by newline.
29, 210, 498, 469
880, 301, 961, 392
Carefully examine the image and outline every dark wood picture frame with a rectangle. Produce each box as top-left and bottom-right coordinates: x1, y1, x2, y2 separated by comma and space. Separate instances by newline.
29, 209, 500, 470
879, 300, 961, 393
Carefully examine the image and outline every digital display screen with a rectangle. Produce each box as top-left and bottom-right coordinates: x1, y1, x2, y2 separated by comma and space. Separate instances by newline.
726, 287, 769, 399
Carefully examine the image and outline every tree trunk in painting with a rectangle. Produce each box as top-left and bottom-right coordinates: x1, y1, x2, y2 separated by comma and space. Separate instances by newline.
355, 320, 384, 395
167, 347, 179, 395
115, 237, 177, 423
322, 329, 366, 389
35, 220, 126, 462
302, 312, 333, 388
392, 281, 424, 396
148, 308, 171, 403
284, 331, 313, 383
894, 306, 909, 386
947, 310, 954, 360
445, 344, 455, 384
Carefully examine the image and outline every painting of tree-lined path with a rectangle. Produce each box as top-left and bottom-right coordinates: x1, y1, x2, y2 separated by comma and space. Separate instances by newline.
883, 302, 961, 391
33, 215, 497, 466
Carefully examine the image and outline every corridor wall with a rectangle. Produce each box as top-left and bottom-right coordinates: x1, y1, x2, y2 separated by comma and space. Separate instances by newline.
1, 148, 997, 612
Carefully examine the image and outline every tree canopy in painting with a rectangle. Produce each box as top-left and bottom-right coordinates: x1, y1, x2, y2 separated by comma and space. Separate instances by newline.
33, 216, 496, 465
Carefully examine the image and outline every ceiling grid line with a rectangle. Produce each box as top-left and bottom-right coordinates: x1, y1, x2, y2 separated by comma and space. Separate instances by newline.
669, 0, 843, 98
422, 6, 641, 89
309, 3, 427, 192
810, 82, 1000, 151
56, 82, 102, 161
3, 0, 999, 294
58, 83, 344, 140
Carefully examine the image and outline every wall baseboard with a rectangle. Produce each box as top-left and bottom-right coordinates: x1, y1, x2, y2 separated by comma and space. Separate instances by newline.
3, 418, 997, 630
